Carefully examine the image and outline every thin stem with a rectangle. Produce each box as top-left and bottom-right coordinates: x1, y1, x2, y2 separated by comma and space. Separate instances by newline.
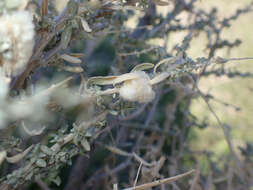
133, 162, 142, 187
197, 87, 245, 181
123, 170, 195, 190
228, 57, 253, 61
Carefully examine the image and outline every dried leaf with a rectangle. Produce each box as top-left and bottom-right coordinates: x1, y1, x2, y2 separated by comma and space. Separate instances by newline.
60, 54, 82, 64
69, 53, 85, 58
81, 18, 92, 32
87, 72, 141, 88
98, 88, 119, 95
60, 65, 83, 73
131, 63, 154, 72
6, 145, 34, 163
51, 133, 74, 152
87, 76, 118, 86
150, 72, 170, 85
152, 0, 169, 6
113, 72, 141, 84
153, 57, 176, 75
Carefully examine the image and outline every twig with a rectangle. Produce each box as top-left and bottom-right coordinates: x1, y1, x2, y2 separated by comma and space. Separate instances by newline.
0, 112, 107, 190
81, 159, 132, 189
189, 166, 200, 190
98, 25, 153, 35
227, 166, 234, 190
123, 169, 195, 190
196, 87, 245, 181
228, 57, 253, 61
118, 104, 147, 121
133, 162, 142, 187
118, 46, 159, 57
64, 156, 89, 190
11, 7, 69, 90
41, 0, 49, 23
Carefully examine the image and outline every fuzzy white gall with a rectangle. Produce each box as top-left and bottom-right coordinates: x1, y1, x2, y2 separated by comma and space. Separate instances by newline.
119, 71, 155, 103
0, 10, 35, 76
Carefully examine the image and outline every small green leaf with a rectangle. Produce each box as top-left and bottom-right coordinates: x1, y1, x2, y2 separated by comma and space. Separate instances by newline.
36, 159, 47, 168
60, 156, 67, 163
58, 152, 67, 157
25, 172, 33, 181
52, 176, 61, 186
40, 145, 54, 156
38, 152, 47, 158
61, 26, 72, 49
87, 76, 118, 86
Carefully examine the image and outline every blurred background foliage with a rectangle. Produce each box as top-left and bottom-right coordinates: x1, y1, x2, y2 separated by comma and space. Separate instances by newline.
188, 0, 253, 156
123, 0, 253, 158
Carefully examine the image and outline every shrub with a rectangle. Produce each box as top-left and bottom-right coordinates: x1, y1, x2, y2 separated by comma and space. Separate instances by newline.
0, 0, 252, 189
